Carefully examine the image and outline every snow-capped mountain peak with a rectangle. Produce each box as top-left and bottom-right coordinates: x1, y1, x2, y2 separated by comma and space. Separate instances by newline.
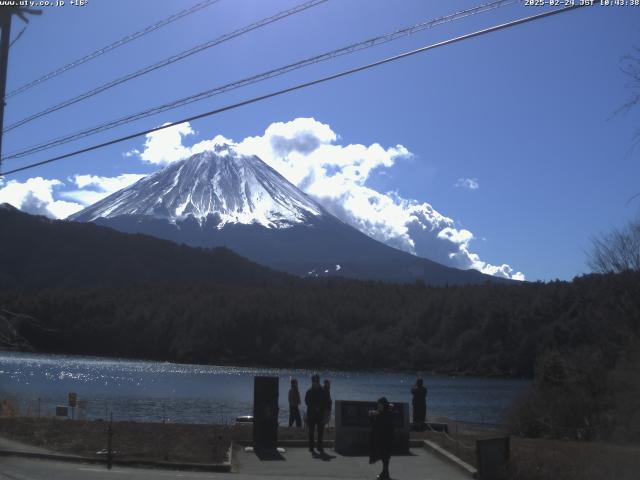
70, 146, 324, 228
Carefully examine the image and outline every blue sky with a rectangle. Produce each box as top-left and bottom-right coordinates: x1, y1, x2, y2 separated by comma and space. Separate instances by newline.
1, 0, 639, 281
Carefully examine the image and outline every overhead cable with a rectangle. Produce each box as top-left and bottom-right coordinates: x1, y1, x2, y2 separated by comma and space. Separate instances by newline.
2, 0, 328, 132
4, 0, 223, 100
0, 4, 588, 178
2, 0, 516, 161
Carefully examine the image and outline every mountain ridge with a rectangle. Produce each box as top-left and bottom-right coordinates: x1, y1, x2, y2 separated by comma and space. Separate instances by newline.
0, 203, 290, 291
70, 146, 510, 286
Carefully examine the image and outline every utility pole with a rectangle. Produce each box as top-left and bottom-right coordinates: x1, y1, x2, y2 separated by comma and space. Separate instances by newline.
0, 6, 41, 174
0, 9, 13, 171
107, 412, 114, 470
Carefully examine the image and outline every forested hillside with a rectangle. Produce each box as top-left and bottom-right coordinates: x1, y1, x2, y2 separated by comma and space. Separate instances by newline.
0, 204, 289, 290
2, 271, 638, 377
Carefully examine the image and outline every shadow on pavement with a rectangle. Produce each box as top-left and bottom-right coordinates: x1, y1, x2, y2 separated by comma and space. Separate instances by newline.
338, 451, 417, 458
254, 449, 285, 461
312, 451, 337, 462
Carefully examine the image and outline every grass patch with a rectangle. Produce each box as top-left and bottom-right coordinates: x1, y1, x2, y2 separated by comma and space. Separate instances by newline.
509, 437, 640, 480
0, 416, 329, 464
415, 424, 640, 480
0, 417, 233, 463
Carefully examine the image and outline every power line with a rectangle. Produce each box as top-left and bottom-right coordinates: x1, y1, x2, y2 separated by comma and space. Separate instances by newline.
9, 25, 27, 48
2, 0, 517, 162
0, 4, 589, 178
0, 6, 42, 175
3, 0, 222, 100
2, 0, 328, 133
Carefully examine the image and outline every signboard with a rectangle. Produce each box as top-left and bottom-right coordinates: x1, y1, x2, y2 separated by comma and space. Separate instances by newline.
340, 401, 405, 428
252, 376, 279, 451
335, 400, 409, 455
55, 405, 68, 417
68, 392, 77, 408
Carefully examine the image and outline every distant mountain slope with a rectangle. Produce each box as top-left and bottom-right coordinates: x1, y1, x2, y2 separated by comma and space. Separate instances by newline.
0, 204, 289, 291
70, 146, 508, 286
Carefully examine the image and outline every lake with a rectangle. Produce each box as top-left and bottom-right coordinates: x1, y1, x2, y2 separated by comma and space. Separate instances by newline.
0, 351, 529, 426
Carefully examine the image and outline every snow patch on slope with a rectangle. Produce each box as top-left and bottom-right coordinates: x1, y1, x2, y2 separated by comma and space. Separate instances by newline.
70, 145, 324, 229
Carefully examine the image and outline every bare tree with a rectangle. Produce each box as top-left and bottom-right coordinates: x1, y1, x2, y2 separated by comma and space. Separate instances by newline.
588, 219, 640, 274
618, 47, 640, 117
0, 309, 39, 351
617, 47, 640, 163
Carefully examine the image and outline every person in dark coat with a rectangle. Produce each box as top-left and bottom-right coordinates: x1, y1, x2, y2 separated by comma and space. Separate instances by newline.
288, 378, 302, 427
322, 379, 332, 425
369, 396, 394, 480
411, 378, 427, 429
305, 374, 325, 453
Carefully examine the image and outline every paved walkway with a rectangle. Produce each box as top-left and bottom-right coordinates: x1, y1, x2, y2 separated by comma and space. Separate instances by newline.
0, 437, 471, 480
235, 447, 470, 479
0, 436, 57, 455
0, 449, 471, 480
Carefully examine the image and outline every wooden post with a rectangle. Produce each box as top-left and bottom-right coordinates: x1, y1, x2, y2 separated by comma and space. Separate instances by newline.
0, 9, 12, 167
107, 412, 114, 470
0, 6, 42, 174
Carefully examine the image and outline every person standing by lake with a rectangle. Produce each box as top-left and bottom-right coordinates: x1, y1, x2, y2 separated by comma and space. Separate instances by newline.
411, 378, 427, 430
288, 378, 302, 427
369, 396, 394, 480
305, 374, 325, 453
322, 379, 332, 426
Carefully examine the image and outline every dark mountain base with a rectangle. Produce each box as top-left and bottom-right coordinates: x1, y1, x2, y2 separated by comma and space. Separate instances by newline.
0, 205, 289, 290
92, 214, 503, 286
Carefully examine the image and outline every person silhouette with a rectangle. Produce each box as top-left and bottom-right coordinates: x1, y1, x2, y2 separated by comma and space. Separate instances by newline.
305, 374, 325, 453
288, 378, 302, 427
411, 378, 427, 430
322, 379, 332, 426
369, 397, 394, 480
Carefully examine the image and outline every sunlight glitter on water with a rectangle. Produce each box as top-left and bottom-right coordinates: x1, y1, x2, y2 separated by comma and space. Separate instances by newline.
0, 351, 529, 426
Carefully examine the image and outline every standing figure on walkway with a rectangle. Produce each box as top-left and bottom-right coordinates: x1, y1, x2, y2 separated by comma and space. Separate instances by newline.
288, 378, 302, 427
305, 374, 325, 453
322, 379, 332, 426
369, 396, 394, 480
411, 378, 427, 430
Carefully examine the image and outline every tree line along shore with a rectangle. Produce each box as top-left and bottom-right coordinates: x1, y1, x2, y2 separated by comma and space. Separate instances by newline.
2, 270, 640, 441
2, 270, 638, 376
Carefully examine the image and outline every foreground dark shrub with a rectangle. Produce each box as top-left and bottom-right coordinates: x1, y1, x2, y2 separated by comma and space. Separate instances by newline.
508, 349, 613, 440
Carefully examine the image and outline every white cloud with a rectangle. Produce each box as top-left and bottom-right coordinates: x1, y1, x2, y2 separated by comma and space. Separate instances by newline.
124, 121, 236, 166
123, 149, 140, 158
60, 173, 146, 205
134, 122, 196, 165
73, 173, 146, 192
482, 264, 526, 281
0, 177, 83, 219
130, 117, 524, 280
0, 173, 147, 220
190, 134, 235, 156
455, 177, 479, 190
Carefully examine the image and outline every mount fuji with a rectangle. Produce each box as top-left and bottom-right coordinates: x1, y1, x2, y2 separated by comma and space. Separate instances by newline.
70, 145, 504, 285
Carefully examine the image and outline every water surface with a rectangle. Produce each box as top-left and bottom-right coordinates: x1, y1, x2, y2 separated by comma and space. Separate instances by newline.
0, 351, 529, 425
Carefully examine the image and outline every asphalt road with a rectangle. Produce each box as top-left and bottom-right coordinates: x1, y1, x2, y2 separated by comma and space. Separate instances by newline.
0, 457, 225, 480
